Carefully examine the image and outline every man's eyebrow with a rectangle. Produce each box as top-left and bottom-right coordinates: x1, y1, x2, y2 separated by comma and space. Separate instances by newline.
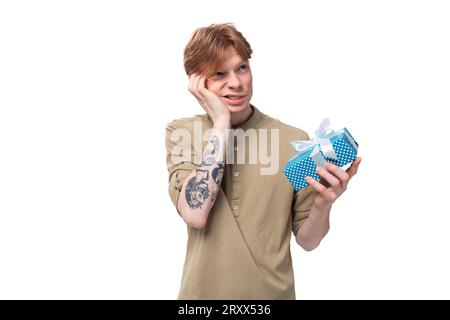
235, 60, 248, 66
219, 61, 248, 71
215, 60, 248, 73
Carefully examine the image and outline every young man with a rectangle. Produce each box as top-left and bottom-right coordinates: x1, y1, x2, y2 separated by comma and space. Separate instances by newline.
165, 23, 361, 299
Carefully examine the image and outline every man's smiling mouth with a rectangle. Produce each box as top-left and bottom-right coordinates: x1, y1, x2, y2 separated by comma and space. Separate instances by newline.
223, 95, 245, 100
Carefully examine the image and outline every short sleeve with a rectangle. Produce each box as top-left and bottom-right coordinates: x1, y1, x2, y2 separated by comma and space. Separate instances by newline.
165, 120, 197, 213
292, 185, 317, 235
290, 131, 317, 235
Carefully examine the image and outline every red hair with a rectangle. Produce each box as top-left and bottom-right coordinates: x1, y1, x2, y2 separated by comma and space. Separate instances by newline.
183, 23, 253, 77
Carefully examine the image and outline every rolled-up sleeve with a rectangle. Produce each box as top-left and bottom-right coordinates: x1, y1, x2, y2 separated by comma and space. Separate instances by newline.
291, 185, 317, 235
165, 120, 197, 212
290, 131, 317, 235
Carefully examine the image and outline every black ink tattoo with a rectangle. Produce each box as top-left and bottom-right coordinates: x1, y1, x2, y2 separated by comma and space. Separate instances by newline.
211, 161, 224, 185
211, 191, 217, 202
185, 170, 210, 209
199, 135, 219, 166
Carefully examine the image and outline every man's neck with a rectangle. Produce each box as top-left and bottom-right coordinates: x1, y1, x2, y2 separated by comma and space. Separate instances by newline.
230, 105, 253, 128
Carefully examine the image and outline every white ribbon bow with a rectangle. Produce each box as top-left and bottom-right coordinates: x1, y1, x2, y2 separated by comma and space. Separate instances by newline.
290, 118, 339, 167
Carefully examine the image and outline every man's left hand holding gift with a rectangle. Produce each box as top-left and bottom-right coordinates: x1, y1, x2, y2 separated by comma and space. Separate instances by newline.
296, 157, 362, 251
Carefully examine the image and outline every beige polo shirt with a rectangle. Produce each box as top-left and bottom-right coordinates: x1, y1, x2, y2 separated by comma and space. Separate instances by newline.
165, 105, 317, 300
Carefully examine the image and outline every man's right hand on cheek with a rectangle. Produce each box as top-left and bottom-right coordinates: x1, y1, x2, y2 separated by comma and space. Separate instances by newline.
188, 74, 230, 129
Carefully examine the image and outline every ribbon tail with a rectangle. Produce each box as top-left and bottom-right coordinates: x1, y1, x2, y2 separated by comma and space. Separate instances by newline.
310, 148, 326, 168
319, 140, 338, 160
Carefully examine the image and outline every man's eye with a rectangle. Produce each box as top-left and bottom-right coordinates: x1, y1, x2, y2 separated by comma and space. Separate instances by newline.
215, 72, 225, 77
238, 64, 247, 71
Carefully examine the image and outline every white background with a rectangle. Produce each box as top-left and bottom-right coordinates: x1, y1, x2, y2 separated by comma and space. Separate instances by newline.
1, 0, 449, 299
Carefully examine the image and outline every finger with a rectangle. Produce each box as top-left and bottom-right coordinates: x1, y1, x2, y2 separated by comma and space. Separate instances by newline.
192, 74, 201, 95
188, 73, 196, 92
346, 157, 362, 179
197, 76, 209, 98
188, 74, 200, 96
318, 176, 330, 188
190, 75, 204, 102
188, 74, 192, 92
316, 166, 341, 188
324, 162, 350, 185
196, 76, 212, 108
305, 176, 327, 193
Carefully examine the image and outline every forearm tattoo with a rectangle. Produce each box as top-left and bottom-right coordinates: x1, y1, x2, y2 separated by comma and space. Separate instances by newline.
185, 170, 210, 209
211, 161, 224, 185
199, 135, 219, 166
184, 135, 225, 209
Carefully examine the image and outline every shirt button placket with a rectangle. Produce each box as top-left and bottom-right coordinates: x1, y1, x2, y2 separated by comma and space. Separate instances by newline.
232, 167, 241, 217
231, 140, 241, 217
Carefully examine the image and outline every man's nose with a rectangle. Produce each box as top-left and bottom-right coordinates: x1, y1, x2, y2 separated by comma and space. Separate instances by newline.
227, 73, 242, 89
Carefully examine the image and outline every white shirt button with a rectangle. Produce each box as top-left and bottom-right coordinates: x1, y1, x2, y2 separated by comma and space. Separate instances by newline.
234, 172, 239, 177
233, 205, 238, 210
234, 146, 239, 151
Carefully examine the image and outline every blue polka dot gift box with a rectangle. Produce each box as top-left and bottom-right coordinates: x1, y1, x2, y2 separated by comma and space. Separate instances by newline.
283, 118, 359, 191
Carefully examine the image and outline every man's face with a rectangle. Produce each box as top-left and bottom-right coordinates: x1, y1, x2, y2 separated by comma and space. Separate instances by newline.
206, 47, 253, 114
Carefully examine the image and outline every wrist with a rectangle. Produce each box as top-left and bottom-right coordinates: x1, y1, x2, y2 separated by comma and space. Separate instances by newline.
213, 121, 230, 131
313, 199, 332, 213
